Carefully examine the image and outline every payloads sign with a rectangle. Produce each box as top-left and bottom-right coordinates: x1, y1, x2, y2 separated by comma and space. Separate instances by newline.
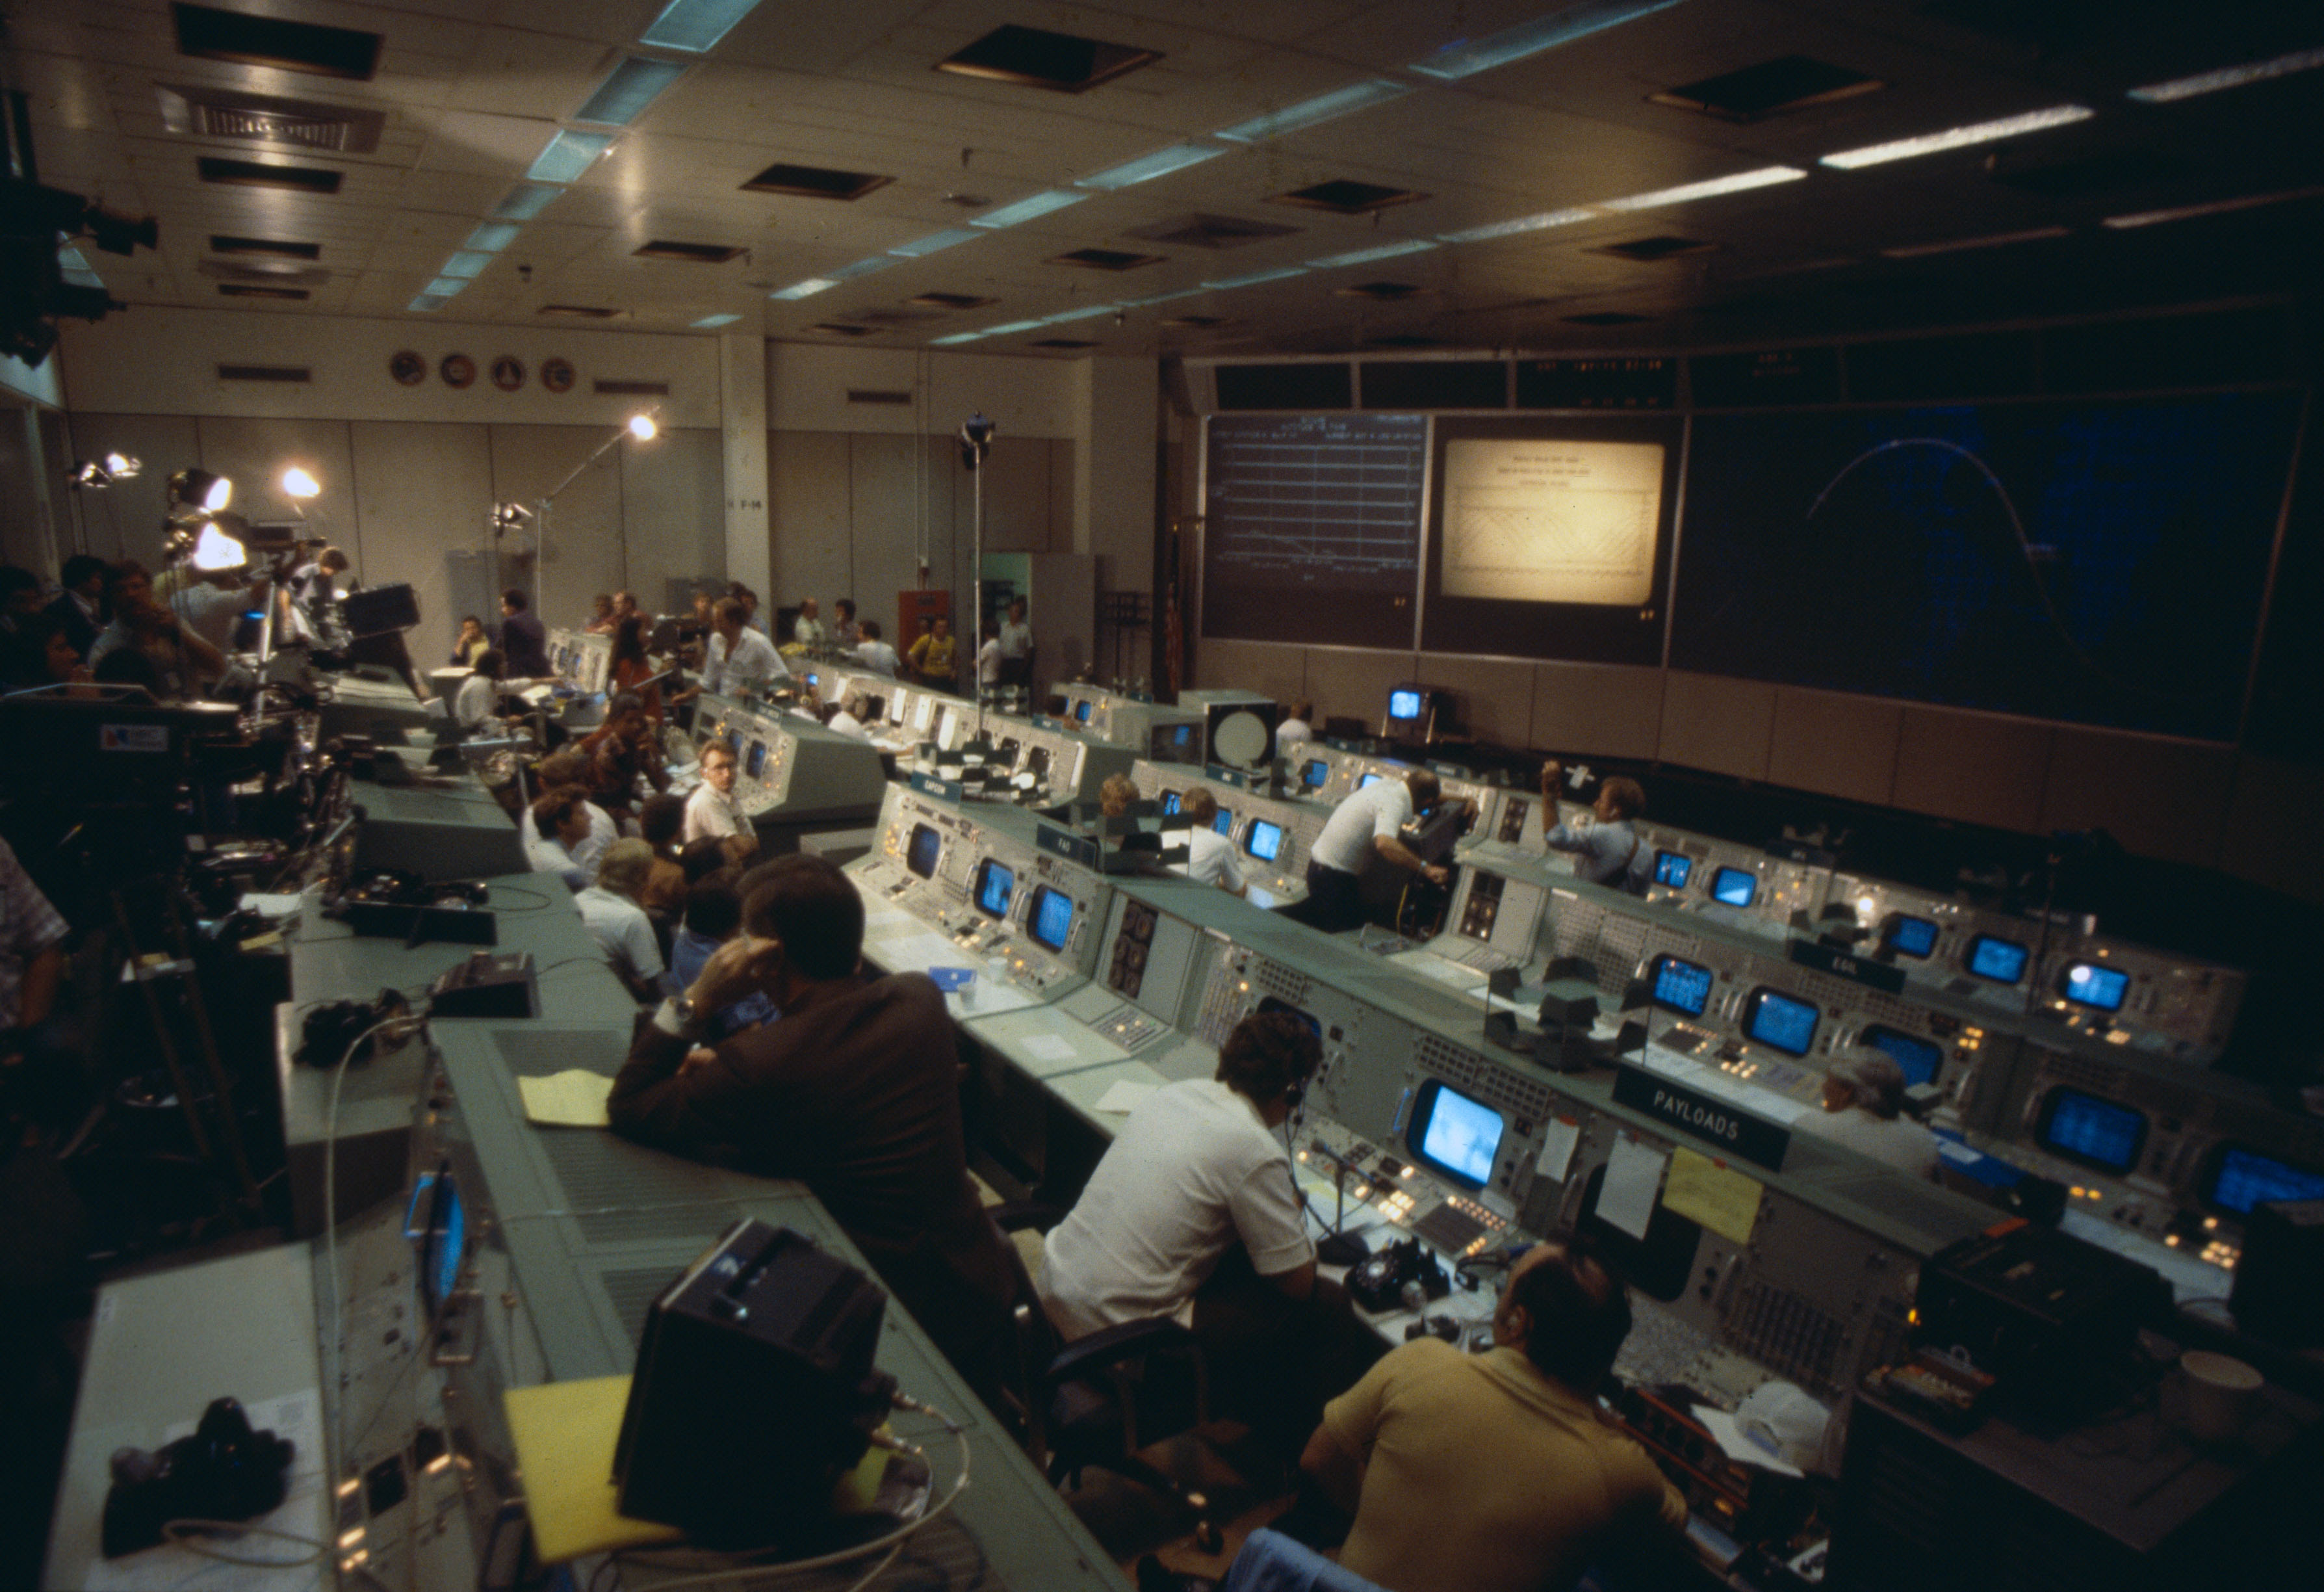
1612, 1064, 1790, 1171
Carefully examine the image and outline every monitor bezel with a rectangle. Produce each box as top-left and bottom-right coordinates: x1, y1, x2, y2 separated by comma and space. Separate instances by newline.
1742, 985, 1818, 1058
1653, 850, 1692, 889
972, 856, 1015, 920
1709, 865, 1758, 908
1967, 933, 2030, 984
2059, 961, 2131, 1013
2034, 1086, 2149, 1176
1027, 885, 1074, 953
1245, 818, 1284, 861
905, 822, 942, 880
1648, 952, 1714, 1017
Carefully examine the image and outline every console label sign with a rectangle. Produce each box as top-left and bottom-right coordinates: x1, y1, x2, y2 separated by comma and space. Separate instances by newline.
1789, 937, 1906, 994
1612, 1064, 1790, 1171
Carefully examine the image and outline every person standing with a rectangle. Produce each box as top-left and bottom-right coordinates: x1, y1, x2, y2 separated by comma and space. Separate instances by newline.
1289, 769, 1450, 934
906, 615, 957, 690
1276, 699, 1315, 750
497, 588, 550, 678
1538, 762, 1647, 893
45, 555, 107, 662
998, 597, 1032, 688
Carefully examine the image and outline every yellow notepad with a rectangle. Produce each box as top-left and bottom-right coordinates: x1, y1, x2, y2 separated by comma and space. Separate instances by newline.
517, 1069, 615, 1128
502, 1376, 682, 1563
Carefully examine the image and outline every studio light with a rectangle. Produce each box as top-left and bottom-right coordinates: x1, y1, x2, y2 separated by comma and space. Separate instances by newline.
188, 521, 250, 573
626, 413, 658, 441
168, 467, 233, 514
281, 466, 321, 499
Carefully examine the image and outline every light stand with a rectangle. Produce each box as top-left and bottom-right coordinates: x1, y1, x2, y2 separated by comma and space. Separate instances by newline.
532, 412, 658, 617
959, 413, 994, 746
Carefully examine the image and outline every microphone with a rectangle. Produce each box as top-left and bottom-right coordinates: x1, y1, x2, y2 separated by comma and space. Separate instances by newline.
1302, 1139, 1372, 1268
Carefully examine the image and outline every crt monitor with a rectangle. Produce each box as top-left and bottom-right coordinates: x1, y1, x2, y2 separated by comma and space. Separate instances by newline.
1861, 1025, 1943, 1088
905, 822, 942, 880
406, 1165, 467, 1324
1710, 867, 1758, 907
1649, 954, 1713, 1017
1027, 885, 1075, 953
2061, 963, 2130, 1012
1886, 915, 1939, 958
1388, 686, 1424, 723
1074, 700, 1092, 724
1406, 1078, 1503, 1190
1161, 790, 1182, 816
2035, 1088, 2147, 1175
2205, 1147, 2324, 1217
1245, 819, 1284, 862
1024, 746, 1052, 780
1744, 987, 1818, 1056
1967, 934, 2030, 984
745, 740, 768, 779
1358, 772, 1384, 790
1213, 809, 1233, 836
1652, 850, 1692, 889
1301, 759, 1329, 789
973, 857, 1014, 919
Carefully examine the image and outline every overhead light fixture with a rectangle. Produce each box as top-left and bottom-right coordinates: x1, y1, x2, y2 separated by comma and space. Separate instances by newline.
1820, 105, 2093, 169
639, 0, 764, 53
2128, 45, 2324, 103
1598, 165, 1807, 210
769, 277, 838, 300
423, 276, 469, 297
1078, 142, 1226, 190
1126, 285, 1211, 306
281, 465, 321, 498
1307, 239, 1440, 268
1039, 304, 1118, 324
1201, 265, 1308, 290
1880, 225, 2070, 258
492, 183, 564, 221
977, 319, 1046, 337
888, 228, 981, 258
968, 190, 1090, 229
527, 130, 613, 185
822, 256, 897, 281
2101, 184, 2324, 229
439, 251, 495, 278
1409, 0, 1688, 81
929, 330, 988, 345
464, 222, 521, 253
575, 55, 686, 125
105, 451, 140, 478
168, 467, 233, 514
409, 293, 454, 312
491, 502, 534, 530
1215, 79, 1410, 143
1437, 207, 1596, 243
692, 312, 742, 327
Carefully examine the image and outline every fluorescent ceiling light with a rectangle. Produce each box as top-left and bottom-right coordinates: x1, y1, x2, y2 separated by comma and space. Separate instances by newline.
57, 244, 104, 288
691, 313, 742, 327
1820, 105, 2092, 169
822, 255, 896, 281
423, 276, 469, 297
2128, 45, 2324, 103
1202, 265, 1308, 289
968, 190, 1090, 229
1436, 206, 1595, 243
639, 0, 763, 53
1598, 165, 1806, 210
1040, 304, 1117, 324
1079, 143, 1226, 190
1125, 286, 1211, 306
1308, 239, 1440, 268
492, 183, 564, 221
929, 330, 987, 345
439, 251, 495, 278
1410, 0, 1688, 81
408, 293, 452, 312
1216, 80, 1409, 142
465, 222, 520, 252
528, 130, 613, 184
769, 278, 838, 300
1880, 225, 2069, 258
575, 56, 686, 126
979, 319, 1046, 336
888, 228, 981, 258
2101, 184, 2324, 229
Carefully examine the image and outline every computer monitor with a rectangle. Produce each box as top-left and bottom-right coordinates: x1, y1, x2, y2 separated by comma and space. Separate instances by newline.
1160, 790, 1182, 816
1744, 987, 1818, 1056
1245, 820, 1284, 862
973, 857, 1014, 919
905, 822, 941, 880
1027, 885, 1075, 953
2035, 1088, 2147, 1175
745, 740, 768, 779
1388, 687, 1423, 723
1649, 954, 1714, 1017
1886, 915, 1939, 958
406, 1166, 467, 1325
1861, 1025, 1943, 1088
1213, 809, 1233, 836
1406, 1078, 1503, 1190
2205, 1147, 2324, 1217
1358, 772, 1384, 790
1711, 867, 1758, 908
936, 707, 958, 746
725, 727, 742, 754
1024, 746, 1052, 780
1301, 760, 1329, 789
1652, 850, 1692, 889
2060, 963, 2130, 1012
1967, 934, 2029, 984
1074, 700, 1092, 724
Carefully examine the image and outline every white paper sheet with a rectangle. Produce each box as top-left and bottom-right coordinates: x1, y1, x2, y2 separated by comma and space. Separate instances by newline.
1597, 1136, 1668, 1241
1536, 1117, 1582, 1184
1019, 1034, 1080, 1062
1094, 1081, 1158, 1115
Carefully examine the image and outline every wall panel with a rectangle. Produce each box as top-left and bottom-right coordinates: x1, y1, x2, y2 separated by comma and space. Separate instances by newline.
489, 424, 626, 629
769, 429, 854, 614
349, 421, 491, 660
2040, 730, 2234, 868
1769, 688, 1902, 807
196, 416, 358, 568
1419, 653, 1534, 749
849, 433, 938, 647
1304, 646, 1419, 735
621, 425, 723, 609
1660, 672, 1775, 781
1194, 638, 1306, 707
1891, 707, 2056, 832
1530, 662, 1664, 760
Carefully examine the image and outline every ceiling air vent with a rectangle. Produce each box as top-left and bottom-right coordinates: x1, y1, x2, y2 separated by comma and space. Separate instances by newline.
218, 284, 309, 301
1648, 56, 1882, 122
1590, 236, 1716, 261
634, 240, 745, 263
847, 389, 912, 406
1162, 315, 1231, 329
1335, 281, 1427, 300
810, 324, 875, 337
209, 235, 321, 260
199, 260, 329, 287
1034, 338, 1098, 348
541, 304, 625, 319
593, 379, 667, 395
936, 24, 1161, 93
172, 2, 381, 81
1271, 180, 1427, 215
1126, 214, 1300, 251
218, 361, 311, 380
197, 156, 342, 194
741, 163, 892, 201
1365, 334, 1442, 348
1051, 248, 1163, 271
906, 292, 996, 310
159, 83, 383, 153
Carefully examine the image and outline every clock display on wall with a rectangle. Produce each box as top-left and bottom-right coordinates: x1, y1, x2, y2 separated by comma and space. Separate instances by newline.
440, 354, 476, 389
541, 357, 576, 393
389, 350, 426, 386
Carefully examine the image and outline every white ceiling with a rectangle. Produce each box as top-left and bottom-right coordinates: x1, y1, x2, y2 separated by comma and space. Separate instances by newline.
10, 0, 2323, 358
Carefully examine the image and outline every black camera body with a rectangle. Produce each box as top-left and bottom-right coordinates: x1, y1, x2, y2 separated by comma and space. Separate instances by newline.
103, 1397, 296, 1558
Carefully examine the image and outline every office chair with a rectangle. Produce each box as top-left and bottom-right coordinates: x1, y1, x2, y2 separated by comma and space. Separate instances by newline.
987, 1201, 1224, 1553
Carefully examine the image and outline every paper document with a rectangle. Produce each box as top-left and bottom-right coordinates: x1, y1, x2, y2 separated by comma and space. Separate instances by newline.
1536, 1117, 1582, 1184
1598, 1136, 1668, 1241
1094, 1080, 1157, 1115
1694, 1405, 1805, 1478
1020, 1033, 1081, 1062
519, 1069, 615, 1128
1662, 1147, 1762, 1246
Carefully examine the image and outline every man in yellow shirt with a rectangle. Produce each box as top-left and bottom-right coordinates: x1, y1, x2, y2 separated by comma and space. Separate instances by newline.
1300, 1237, 1688, 1592
905, 614, 957, 690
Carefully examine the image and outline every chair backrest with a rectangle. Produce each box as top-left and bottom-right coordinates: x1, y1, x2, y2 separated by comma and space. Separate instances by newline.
1220, 1529, 1393, 1592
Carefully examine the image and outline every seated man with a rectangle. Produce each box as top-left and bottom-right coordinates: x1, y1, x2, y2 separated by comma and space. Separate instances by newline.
852, 619, 899, 678
1300, 1236, 1686, 1592
1798, 1052, 1941, 1179
825, 691, 873, 743
575, 839, 665, 1002
680, 740, 760, 861
577, 691, 669, 824
1539, 762, 1647, 893
609, 855, 1013, 1394
664, 868, 777, 1036
523, 753, 615, 886
452, 647, 503, 729
1276, 698, 1315, 750
1179, 788, 1246, 897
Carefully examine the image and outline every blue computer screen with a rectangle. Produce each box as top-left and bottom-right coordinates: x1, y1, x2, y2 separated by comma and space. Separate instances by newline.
1412, 1082, 1502, 1187
1651, 955, 1714, 1017
1711, 867, 1757, 907
1389, 688, 1423, 720
1653, 850, 1692, 889
2062, 963, 2130, 1012
1213, 809, 1233, 836
745, 740, 768, 778
2206, 1147, 2324, 1216
1863, 1026, 1943, 1088
974, 859, 1014, 919
1968, 935, 2029, 984
432, 1184, 465, 1312
1359, 772, 1384, 790
1246, 820, 1284, 861
906, 823, 941, 880
1746, 989, 1818, 1056
1302, 760, 1329, 788
1028, 886, 1074, 953
1161, 790, 1182, 815
1889, 915, 1939, 958
1075, 701, 1092, 723
2037, 1089, 2146, 1174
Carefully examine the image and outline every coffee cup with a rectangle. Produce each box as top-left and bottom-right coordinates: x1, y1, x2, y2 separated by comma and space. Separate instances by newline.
2181, 1350, 2262, 1444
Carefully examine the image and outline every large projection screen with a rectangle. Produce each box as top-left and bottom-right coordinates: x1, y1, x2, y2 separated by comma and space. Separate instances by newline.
1421, 415, 1681, 663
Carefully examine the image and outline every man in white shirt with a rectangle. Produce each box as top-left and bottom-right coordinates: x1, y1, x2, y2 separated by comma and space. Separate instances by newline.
452, 647, 503, 728
1798, 1052, 1941, 1179
792, 597, 827, 648
524, 787, 612, 890
574, 839, 665, 1002
827, 692, 873, 742
1276, 698, 1315, 750
853, 619, 900, 677
975, 625, 1002, 692
1292, 768, 1448, 934
998, 597, 1031, 688
699, 597, 787, 698
682, 741, 758, 856
1180, 788, 1246, 897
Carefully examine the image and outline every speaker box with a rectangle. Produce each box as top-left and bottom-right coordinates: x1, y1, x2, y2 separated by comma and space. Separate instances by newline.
344, 582, 421, 637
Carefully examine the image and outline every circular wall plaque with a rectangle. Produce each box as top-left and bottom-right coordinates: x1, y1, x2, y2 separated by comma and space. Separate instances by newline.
440, 353, 476, 389
389, 350, 426, 386
540, 357, 576, 393
491, 355, 525, 391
